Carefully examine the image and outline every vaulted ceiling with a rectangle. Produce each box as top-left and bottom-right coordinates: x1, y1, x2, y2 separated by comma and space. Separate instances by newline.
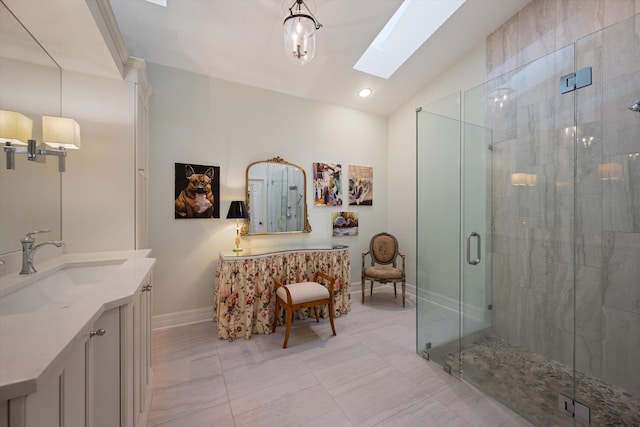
5, 0, 530, 117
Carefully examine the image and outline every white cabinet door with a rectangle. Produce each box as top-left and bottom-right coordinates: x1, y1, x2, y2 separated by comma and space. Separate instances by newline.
140, 277, 152, 420
24, 335, 87, 427
64, 339, 87, 427
122, 275, 153, 427
86, 307, 120, 427
24, 367, 60, 426
135, 80, 149, 250
134, 278, 152, 427
133, 286, 142, 425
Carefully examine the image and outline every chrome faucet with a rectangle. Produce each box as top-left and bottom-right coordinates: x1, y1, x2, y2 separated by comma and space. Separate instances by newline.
20, 229, 64, 274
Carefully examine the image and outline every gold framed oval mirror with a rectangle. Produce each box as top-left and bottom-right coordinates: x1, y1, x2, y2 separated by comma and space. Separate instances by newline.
242, 157, 311, 235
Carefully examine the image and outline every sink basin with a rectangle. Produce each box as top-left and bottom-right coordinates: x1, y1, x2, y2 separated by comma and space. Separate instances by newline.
61, 262, 125, 286
0, 260, 125, 316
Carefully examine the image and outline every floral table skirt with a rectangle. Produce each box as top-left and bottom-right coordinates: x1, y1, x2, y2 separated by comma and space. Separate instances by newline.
213, 249, 351, 340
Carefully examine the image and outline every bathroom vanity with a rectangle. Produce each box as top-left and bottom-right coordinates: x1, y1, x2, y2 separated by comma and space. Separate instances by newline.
214, 245, 350, 341
0, 250, 155, 427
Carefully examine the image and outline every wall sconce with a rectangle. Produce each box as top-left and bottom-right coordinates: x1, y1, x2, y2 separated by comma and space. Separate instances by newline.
511, 172, 537, 186
2, 110, 80, 172
598, 163, 623, 181
226, 200, 248, 253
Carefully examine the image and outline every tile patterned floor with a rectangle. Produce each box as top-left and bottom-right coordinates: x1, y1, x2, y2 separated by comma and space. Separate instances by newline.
147, 287, 533, 427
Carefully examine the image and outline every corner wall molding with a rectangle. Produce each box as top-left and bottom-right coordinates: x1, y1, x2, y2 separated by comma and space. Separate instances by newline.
127, 56, 153, 97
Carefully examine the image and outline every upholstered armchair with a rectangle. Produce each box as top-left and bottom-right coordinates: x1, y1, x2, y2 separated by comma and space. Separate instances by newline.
361, 232, 406, 307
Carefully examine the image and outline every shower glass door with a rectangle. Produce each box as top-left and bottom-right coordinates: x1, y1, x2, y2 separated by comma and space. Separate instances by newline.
416, 92, 462, 372
460, 120, 492, 355
461, 44, 577, 426
418, 13, 640, 427
418, 43, 583, 425
572, 14, 640, 426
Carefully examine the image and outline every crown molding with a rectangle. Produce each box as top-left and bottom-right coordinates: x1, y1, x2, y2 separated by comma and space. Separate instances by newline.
86, 0, 130, 78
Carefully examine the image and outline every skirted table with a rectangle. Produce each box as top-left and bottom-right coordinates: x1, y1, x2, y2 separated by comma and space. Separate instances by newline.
213, 245, 351, 341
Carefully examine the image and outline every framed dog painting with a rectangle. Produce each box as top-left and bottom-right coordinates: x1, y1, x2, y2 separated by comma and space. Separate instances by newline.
174, 163, 220, 219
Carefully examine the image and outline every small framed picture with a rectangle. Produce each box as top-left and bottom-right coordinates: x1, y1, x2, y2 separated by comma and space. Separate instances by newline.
332, 211, 358, 236
349, 165, 373, 205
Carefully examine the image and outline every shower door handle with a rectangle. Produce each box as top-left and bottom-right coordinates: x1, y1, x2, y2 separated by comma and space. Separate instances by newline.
466, 232, 481, 265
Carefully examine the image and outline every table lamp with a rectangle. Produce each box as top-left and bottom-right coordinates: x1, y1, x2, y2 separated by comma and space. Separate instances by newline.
226, 200, 248, 253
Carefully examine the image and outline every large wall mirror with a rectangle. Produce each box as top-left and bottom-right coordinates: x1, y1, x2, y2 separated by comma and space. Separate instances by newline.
0, 0, 62, 255
242, 157, 311, 235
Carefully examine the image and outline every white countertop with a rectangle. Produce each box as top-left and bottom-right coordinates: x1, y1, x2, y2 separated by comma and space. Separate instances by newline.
0, 250, 155, 401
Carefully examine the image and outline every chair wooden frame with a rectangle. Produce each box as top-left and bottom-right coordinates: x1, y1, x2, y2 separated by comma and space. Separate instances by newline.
361, 232, 406, 307
272, 271, 336, 348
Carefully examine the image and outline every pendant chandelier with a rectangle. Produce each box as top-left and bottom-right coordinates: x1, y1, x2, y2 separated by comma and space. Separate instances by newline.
283, 0, 323, 65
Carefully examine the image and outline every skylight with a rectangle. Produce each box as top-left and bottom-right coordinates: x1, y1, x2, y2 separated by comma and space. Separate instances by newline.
353, 0, 465, 79
144, 0, 167, 7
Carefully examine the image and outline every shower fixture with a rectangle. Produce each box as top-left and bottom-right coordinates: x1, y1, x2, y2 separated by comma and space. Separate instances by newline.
629, 100, 640, 112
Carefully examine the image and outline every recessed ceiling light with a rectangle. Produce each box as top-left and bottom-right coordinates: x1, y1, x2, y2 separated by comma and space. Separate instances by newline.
358, 88, 372, 98
353, 0, 465, 79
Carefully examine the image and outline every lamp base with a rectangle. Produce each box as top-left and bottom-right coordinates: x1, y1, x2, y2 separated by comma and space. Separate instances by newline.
233, 247, 243, 253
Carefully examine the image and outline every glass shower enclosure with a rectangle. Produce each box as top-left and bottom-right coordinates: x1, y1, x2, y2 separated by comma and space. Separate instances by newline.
417, 14, 639, 426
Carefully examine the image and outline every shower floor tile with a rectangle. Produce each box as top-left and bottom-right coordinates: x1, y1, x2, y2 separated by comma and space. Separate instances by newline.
446, 335, 640, 427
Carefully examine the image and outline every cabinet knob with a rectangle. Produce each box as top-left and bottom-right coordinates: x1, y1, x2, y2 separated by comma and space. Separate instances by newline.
90, 328, 106, 337
143, 284, 153, 292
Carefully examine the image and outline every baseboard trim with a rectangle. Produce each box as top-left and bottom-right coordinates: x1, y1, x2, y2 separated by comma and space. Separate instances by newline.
353, 282, 485, 322
416, 288, 486, 322
153, 282, 420, 331
152, 306, 212, 330
351, 281, 417, 297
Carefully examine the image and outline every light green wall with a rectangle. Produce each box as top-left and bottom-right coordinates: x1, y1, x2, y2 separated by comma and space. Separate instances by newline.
147, 63, 388, 316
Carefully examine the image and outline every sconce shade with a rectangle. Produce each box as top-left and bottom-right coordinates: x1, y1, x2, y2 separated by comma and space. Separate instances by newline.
283, 0, 322, 65
226, 200, 248, 219
526, 173, 537, 186
42, 116, 81, 149
0, 110, 32, 146
511, 173, 527, 186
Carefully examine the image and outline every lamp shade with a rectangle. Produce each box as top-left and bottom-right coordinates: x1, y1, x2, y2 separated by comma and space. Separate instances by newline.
226, 201, 248, 219
42, 115, 81, 149
0, 110, 32, 146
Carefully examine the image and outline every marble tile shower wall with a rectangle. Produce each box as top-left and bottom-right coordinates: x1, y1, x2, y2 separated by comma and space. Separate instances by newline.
485, 0, 640, 396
